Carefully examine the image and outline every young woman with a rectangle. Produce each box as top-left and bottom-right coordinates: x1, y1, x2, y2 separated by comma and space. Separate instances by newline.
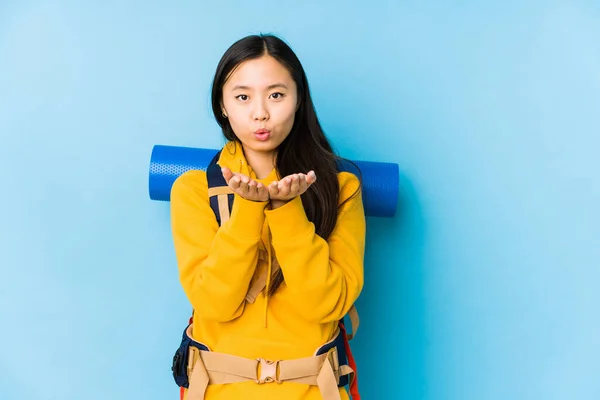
170, 34, 366, 400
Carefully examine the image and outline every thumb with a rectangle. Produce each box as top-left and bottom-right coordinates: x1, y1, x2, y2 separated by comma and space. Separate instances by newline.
221, 167, 233, 183
306, 170, 317, 184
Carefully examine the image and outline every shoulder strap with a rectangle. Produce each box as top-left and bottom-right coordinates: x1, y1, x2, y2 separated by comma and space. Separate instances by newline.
345, 305, 360, 340
206, 150, 234, 225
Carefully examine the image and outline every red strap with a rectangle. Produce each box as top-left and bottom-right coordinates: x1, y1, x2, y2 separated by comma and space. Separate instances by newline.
340, 322, 360, 400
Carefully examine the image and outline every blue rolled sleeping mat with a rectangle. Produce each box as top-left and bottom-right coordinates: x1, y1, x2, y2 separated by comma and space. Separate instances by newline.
149, 145, 399, 218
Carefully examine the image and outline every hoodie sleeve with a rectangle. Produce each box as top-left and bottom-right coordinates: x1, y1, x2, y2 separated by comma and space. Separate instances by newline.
264, 172, 366, 323
170, 170, 268, 322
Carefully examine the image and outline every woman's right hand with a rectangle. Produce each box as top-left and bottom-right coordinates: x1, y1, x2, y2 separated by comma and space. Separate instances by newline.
221, 167, 270, 202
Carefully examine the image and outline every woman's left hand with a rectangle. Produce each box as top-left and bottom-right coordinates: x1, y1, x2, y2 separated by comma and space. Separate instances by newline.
268, 171, 317, 207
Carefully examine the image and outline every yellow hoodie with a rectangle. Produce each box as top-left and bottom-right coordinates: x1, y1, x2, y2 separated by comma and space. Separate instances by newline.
170, 141, 366, 400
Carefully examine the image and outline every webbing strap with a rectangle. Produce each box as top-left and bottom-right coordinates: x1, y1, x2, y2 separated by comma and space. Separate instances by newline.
206, 151, 233, 225
346, 305, 360, 340
185, 346, 346, 400
245, 249, 281, 303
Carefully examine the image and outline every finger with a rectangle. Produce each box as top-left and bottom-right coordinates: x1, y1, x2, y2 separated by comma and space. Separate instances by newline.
251, 180, 263, 199
230, 175, 241, 190
278, 177, 291, 197
263, 184, 272, 201
248, 180, 257, 196
256, 182, 268, 201
268, 181, 279, 197
290, 174, 300, 194
239, 175, 249, 192
297, 174, 308, 193
221, 167, 233, 183
306, 171, 317, 185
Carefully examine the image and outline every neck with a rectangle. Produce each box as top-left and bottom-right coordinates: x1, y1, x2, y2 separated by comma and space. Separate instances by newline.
242, 146, 276, 180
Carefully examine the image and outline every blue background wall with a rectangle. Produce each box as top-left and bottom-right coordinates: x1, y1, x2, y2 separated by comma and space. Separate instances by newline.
1, 1, 599, 399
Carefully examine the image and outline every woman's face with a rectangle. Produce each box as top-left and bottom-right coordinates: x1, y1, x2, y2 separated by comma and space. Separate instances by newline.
221, 55, 298, 158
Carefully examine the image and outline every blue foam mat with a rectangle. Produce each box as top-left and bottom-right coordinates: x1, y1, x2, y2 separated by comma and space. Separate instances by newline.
149, 145, 398, 218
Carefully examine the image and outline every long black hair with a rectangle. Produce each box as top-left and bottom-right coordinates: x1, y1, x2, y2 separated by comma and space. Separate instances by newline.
211, 34, 360, 294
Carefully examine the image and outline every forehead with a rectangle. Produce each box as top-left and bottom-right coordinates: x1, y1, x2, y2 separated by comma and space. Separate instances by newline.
224, 55, 294, 89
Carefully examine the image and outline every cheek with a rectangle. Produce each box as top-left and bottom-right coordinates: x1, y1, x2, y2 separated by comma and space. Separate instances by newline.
285, 112, 296, 127
228, 116, 245, 135
279, 102, 297, 124
223, 98, 237, 115
223, 102, 244, 125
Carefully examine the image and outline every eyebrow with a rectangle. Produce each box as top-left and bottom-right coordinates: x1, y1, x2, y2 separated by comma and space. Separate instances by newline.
231, 83, 288, 91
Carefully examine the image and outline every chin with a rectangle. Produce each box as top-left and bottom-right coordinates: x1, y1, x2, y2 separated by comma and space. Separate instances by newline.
256, 143, 280, 153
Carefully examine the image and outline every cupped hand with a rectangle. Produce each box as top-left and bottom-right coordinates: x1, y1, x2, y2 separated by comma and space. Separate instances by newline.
221, 167, 270, 202
268, 171, 317, 205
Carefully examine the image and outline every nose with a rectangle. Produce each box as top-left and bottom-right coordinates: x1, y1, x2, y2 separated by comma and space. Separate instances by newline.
252, 99, 269, 121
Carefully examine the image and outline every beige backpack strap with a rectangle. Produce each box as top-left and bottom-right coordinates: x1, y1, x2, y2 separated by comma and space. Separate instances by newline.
186, 346, 210, 400
207, 186, 233, 224
346, 305, 360, 340
245, 252, 281, 303
244, 271, 267, 303
317, 356, 342, 400
186, 347, 346, 400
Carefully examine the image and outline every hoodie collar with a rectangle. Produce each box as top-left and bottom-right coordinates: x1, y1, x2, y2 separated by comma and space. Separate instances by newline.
217, 141, 278, 183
